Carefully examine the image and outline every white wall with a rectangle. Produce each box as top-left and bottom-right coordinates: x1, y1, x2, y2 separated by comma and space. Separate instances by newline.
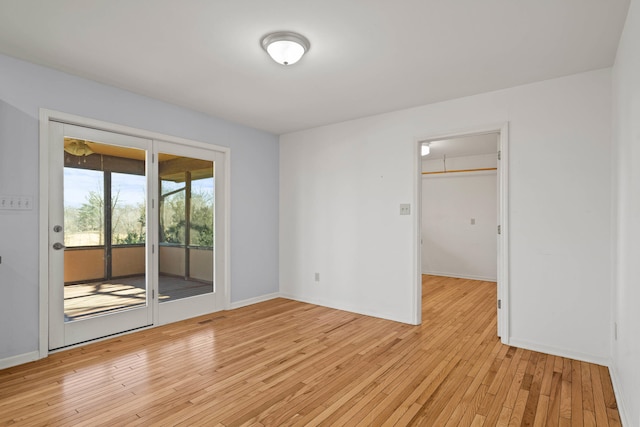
280, 68, 612, 362
612, 0, 640, 425
422, 154, 497, 281
0, 54, 279, 361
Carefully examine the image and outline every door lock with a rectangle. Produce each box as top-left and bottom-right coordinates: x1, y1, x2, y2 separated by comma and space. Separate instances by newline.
53, 225, 63, 232
52, 242, 65, 250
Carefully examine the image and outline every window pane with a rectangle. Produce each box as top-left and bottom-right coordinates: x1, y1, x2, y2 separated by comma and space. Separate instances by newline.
160, 179, 186, 245
64, 168, 104, 247
111, 172, 146, 245
158, 154, 214, 302
62, 138, 147, 322
190, 177, 214, 247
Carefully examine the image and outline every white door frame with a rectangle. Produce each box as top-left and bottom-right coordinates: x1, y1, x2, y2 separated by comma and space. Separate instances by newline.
414, 122, 510, 344
38, 109, 231, 358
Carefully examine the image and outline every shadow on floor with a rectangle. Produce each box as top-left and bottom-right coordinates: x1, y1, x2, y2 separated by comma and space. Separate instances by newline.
64, 275, 213, 320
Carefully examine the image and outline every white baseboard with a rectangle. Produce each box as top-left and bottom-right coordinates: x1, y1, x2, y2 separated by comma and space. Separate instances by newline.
280, 293, 416, 325
0, 350, 40, 370
423, 271, 497, 282
508, 338, 610, 366
608, 363, 631, 427
228, 292, 281, 310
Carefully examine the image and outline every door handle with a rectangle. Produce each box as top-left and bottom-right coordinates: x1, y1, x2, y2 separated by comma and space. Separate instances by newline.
52, 242, 65, 250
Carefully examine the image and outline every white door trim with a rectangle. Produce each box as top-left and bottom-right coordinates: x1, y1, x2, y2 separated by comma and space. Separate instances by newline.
414, 122, 510, 344
38, 109, 231, 359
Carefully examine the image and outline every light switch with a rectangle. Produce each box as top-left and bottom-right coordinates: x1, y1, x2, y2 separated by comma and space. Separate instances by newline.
470, 218, 476, 225
0, 195, 34, 211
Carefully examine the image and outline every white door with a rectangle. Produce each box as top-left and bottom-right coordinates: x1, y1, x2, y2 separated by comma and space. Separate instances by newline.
154, 141, 226, 325
48, 123, 154, 349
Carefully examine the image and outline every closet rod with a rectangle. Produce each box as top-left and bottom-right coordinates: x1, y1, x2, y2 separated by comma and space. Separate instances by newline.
422, 167, 497, 175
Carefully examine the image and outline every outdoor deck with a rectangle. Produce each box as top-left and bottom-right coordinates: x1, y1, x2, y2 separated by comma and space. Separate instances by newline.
64, 275, 212, 320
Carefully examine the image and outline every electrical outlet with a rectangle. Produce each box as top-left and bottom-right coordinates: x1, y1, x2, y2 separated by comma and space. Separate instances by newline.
470, 218, 476, 225
400, 204, 411, 215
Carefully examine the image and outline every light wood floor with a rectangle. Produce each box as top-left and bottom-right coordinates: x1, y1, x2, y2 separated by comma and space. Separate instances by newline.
0, 275, 619, 426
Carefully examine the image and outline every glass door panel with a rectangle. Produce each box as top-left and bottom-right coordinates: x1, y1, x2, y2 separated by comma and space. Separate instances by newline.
63, 141, 148, 320
155, 141, 225, 325
158, 154, 214, 301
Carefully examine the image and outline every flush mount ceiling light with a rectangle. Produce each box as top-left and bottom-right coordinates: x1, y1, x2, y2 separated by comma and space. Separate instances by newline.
421, 142, 431, 156
261, 31, 310, 65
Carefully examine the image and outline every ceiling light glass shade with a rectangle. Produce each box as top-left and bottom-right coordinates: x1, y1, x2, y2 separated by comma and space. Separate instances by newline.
64, 140, 94, 156
261, 31, 310, 65
421, 143, 430, 156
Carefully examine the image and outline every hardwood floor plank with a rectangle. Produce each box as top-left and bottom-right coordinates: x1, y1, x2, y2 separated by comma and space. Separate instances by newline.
532, 395, 550, 427
559, 358, 573, 422
607, 408, 622, 427
508, 388, 530, 426
570, 360, 583, 427
599, 365, 619, 413
497, 406, 514, 427
469, 413, 487, 427
503, 356, 530, 409
0, 275, 621, 425
590, 363, 611, 427
546, 368, 563, 427
584, 409, 598, 427
482, 347, 525, 425
519, 352, 544, 426
581, 359, 596, 414
447, 383, 488, 427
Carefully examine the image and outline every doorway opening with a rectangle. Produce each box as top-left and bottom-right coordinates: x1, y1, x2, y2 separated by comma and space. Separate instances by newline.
416, 125, 509, 342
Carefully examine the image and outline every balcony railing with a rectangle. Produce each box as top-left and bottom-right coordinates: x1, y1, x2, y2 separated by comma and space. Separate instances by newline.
64, 244, 213, 284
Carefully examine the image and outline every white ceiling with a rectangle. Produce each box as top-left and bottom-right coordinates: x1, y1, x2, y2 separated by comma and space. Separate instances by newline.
0, 0, 630, 135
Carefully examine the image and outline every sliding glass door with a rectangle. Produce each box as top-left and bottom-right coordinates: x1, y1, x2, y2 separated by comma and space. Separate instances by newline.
155, 141, 226, 325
